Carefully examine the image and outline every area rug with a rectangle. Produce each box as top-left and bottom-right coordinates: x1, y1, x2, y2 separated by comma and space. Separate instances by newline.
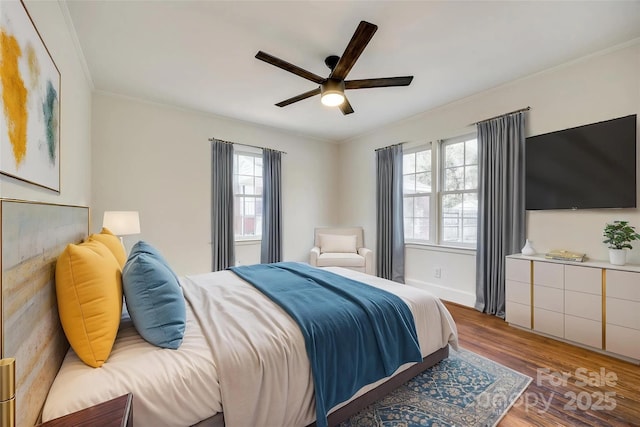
341, 348, 532, 427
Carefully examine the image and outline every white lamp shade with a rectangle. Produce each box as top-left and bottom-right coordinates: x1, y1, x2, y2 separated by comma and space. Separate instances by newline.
103, 211, 141, 236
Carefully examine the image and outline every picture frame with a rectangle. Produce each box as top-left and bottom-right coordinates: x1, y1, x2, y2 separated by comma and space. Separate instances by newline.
0, 0, 61, 192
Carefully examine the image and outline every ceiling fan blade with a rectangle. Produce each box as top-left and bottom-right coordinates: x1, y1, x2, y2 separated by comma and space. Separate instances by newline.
345, 76, 413, 89
256, 51, 325, 84
275, 87, 321, 107
339, 97, 354, 115
330, 21, 378, 81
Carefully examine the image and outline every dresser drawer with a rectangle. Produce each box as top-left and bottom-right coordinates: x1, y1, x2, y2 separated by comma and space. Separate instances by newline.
506, 301, 531, 329
565, 265, 601, 295
506, 279, 530, 305
606, 324, 640, 360
565, 315, 602, 349
565, 290, 601, 321
606, 270, 640, 302
534, 262, 564, 289
606, 298, 640, 329
506, 258, 530, 283
534, 307, 564, 337
534, 285, 563, 313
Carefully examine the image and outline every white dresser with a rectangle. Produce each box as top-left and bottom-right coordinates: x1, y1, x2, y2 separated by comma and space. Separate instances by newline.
505, 254, 640, 363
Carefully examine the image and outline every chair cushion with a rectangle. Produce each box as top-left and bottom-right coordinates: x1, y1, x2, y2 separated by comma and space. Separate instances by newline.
55, 240, 123, 368
318, 234, 357, 254
317, 252, 365, 268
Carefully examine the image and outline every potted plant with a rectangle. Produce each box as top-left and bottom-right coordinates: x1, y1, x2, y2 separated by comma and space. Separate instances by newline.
603, 220, 640, 265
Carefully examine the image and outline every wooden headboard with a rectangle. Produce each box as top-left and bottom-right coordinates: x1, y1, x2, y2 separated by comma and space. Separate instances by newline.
0, 199, 89, 427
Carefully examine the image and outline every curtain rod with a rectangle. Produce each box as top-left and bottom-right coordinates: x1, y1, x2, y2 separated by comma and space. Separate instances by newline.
472, 106, 531, 126
374, 142, 406, 152
208, 137, 287, 155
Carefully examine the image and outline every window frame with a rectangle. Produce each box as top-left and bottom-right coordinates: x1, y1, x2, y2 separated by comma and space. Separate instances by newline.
438, 134, 478, 249
402, 133, 478, 249
403, 142, 436, 244
233, 150, 263, 242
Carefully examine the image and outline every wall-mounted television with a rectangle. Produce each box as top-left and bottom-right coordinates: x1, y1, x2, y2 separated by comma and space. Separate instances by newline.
526, 114, 637, 210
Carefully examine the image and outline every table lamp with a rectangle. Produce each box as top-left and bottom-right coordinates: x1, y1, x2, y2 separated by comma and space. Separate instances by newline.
102, 211, 141, 245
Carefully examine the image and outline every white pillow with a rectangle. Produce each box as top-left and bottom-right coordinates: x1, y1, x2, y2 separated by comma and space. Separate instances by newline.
319, 234, 357, 254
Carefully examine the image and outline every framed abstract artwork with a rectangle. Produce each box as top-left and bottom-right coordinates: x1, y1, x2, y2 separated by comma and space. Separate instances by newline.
0, 0, 61, 192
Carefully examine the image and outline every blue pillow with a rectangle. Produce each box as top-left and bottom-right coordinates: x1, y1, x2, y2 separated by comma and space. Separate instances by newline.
122, 253, 186, 349
128, 241, 180, 285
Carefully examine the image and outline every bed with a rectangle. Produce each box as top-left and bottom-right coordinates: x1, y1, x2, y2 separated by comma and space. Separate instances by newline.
1, 200, 458, 427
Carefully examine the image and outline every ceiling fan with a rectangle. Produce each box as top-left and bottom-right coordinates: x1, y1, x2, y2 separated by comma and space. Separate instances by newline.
255, 21, 413, 115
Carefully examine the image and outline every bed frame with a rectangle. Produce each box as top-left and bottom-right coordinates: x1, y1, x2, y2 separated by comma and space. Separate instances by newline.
1, 199, 448, 427
0, 199, 89, 427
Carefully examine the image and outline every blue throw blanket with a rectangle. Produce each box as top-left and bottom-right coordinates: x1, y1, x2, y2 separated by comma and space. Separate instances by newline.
229, 262, 422, 427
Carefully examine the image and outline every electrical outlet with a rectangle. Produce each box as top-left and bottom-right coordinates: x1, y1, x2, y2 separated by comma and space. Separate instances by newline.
434, 268, 441, 278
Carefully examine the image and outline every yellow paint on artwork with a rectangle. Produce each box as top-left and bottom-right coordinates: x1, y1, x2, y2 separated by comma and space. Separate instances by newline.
26, 42, 40, 89
1, 29, 29, 167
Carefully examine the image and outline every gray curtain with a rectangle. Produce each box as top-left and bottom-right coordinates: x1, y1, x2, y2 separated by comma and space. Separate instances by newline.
261, 148, 282, 263
376, 144, 405, 283
475, 112, 526, 317
211, 140, 235, 271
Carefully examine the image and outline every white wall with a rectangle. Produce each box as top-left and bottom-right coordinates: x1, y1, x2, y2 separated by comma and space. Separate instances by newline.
91, 93, 338, 275
337, 42, 640, 306
0, 1, 92, 206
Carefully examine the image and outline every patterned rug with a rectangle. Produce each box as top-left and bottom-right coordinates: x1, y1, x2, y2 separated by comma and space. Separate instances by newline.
341, 348, 532, 427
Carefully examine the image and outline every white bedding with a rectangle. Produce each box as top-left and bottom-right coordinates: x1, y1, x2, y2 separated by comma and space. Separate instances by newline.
43, 266, 458, 427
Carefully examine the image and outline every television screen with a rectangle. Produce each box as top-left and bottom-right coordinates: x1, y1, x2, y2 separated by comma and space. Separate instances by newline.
526, 114, 637, 210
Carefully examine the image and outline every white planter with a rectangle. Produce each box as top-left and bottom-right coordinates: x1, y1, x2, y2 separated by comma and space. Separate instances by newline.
609, 248, 627, 266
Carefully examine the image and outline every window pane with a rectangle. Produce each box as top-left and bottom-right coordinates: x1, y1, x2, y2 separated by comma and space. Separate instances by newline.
255, 157, 263, 176
404, 218, 414, 240
255, 177, 263, 195
444, 167, 464, 191
463, 193, 478, 244
255, 197, 263, 215
416, 172, 431, 193
244, 198, 255, 215
234, 197, 242, 235
415, 218, 429, 241
444, 142, 464, 167
442, 194, 463, 243
403, 153, 416, 174
465, 165, 478, 190
403, 174, 416, 194
466, 139, 478, 165
243, 217, 255, 236
255, 215, 263, 236
238, 175, 254, 194
414, 195, 430, 217
238, 155, 254, 175
416, 150, 431, 172
403, 197, 414, 217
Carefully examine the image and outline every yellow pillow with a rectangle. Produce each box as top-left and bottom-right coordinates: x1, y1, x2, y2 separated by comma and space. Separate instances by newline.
55, 240, 123, 368
88, 227, 126, 268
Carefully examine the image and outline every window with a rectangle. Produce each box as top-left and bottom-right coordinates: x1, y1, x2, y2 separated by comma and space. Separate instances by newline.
403, 135, 478, 247
403, 144, 432, 241
233, 151, 262, 240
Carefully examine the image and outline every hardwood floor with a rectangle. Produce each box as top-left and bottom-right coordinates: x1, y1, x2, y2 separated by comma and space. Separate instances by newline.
443, 301, 640, 427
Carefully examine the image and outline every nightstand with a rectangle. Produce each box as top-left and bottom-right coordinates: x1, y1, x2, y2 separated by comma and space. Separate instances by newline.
39, 393, 132, 427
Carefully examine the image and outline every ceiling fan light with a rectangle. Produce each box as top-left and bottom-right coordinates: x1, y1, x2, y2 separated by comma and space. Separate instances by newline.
320, 79, 346, 107
321, 92, 345, 107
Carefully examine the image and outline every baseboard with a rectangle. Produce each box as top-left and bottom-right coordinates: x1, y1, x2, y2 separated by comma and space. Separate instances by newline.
405, 278, 475, 307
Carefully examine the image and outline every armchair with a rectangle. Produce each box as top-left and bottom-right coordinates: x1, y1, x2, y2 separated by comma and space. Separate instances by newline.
309, 227, 373, 275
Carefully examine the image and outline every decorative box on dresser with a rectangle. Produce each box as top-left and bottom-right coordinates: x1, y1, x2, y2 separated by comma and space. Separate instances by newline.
505, 254, 639, 364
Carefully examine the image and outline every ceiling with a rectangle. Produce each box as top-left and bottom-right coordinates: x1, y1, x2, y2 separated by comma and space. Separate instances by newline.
64, 1, 640, 142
